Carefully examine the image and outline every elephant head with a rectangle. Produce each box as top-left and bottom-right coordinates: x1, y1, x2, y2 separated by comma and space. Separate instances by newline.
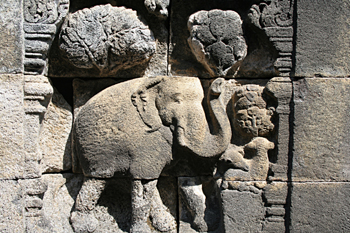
131, 76, 232, 159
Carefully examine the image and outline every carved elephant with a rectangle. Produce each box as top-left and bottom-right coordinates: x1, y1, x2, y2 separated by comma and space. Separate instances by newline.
71, 76, 232, 233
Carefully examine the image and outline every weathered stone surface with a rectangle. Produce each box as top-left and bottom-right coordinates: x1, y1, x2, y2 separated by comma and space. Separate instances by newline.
0, 74, 25, 179
144, 0, 170, 19
179, 177, 222, 232
59, 4, 156, 76
169, 0, 291, 78
71, 76, 231, 232
23, 75, 53, 179
0, 0, 23, 73
0, 180, 24, 232
293, 78, 350, 181
40, 88, 73, 173
41, 174, 83, 233
290, 182, 350, 232
23, 0, 69, 74
295, 0, 350, 77
188, 10, 247, 77
221, 188, 265, 233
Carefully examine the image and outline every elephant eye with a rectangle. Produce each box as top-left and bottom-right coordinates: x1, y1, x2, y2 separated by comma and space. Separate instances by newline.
172, 93, 183, 103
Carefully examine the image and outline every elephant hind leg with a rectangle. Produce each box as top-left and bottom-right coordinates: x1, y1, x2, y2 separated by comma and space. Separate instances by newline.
130, 179, 157, 233
71, 177, 106, 233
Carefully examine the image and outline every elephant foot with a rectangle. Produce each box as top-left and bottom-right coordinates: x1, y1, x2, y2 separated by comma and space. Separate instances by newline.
192, 215, 208, 233
150, 207, 177, 232
130, 222, 152, 233
70, 211, 98, 233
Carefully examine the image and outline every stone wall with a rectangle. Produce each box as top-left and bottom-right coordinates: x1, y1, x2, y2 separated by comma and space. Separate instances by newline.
0, 0, 349, 232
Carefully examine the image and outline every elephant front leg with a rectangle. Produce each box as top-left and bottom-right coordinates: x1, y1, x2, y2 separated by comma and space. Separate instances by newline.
70, 177, 106, 233
130, 179, 157, 233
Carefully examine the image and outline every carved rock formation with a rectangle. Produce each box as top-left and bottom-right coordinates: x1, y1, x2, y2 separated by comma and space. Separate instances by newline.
188, 10, 247, 77
59, 4, 156, 76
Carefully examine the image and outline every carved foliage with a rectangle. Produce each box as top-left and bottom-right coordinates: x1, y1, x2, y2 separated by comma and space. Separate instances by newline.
59, 4, 156, 75
188, 10, 247, 77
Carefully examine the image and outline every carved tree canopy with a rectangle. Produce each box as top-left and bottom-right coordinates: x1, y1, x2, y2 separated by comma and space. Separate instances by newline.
59, 4, 156, 75
188, 10, 247, 77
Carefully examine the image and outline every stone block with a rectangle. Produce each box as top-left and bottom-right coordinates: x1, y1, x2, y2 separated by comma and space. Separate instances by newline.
0, 180, 24, 233
40, 88, 73, 173
221, 188, 265, 233
0, 0, 23, 73
40, 174, 83, 233
295, 0, 350, 77
0, 74, 25, 179
290, 182, 350, 232
293, 78, 350, 181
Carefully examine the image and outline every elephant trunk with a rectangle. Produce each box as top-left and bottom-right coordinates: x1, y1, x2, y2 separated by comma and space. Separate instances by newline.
177, 78, 232, 158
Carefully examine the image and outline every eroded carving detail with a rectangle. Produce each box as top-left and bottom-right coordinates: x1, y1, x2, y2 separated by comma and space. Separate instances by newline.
217, 84, 275, 183
144, 0, 170, 19
188, 10, 247, 77
248, 0, 294, 76
71, 76, 231, 232
23, 0, 69, 74
59, 4, 156, 76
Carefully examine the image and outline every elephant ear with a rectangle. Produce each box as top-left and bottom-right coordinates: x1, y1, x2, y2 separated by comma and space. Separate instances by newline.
131, 77, 164, 132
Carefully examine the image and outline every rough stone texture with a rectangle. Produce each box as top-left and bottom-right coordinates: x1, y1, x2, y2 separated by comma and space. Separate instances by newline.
50, 1, 168, 78
221, 188, 265, 233
293, 78, 350, 181
295, 0, 350, 77
72, 76, 232, 232
40, 174, 83, 233
169, 0, 290, 78
0, 0, 23, 73
290, 182, 350, 232
23, 0, 69, 74
23, 75, 53, 179
188, 10, 247, 77
144, 0, 170, 19
0, 74, 25, 179
40, 88, 73, 173
179, 177, 222, 233
59, 4, 156, 76
0, 180, 24, 232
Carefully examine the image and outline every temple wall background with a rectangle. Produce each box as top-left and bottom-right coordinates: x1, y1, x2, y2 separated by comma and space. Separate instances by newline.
0, 0, 349, 232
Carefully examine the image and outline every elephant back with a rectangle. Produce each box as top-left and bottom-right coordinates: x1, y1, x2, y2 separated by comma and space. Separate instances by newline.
74, 77, 172, 179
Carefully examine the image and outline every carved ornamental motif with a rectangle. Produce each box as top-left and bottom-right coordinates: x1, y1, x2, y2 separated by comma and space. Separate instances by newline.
23, 0, 69, 74
16, 1, 295, 232
248, 0, 294, 76
59, 4, 156, 76
188, 10, 247, 77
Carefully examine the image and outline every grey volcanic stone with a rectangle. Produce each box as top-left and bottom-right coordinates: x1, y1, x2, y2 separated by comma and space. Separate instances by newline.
59, 4, 156, 77
293, 78, 350, 181
0, 180, 24, 232
41, 174, 83, 233
295, 0, 350, 77
0, 74, 25, 179
221, 188, 265, 233
290, 182, 350, 232
40, 88, 73, 173
188, 10, 247, 77
0, 0, 23, 73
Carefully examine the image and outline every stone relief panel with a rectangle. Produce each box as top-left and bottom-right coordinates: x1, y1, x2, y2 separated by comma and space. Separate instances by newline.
59, 4, 156, 76
169, 0, 294, 78
23, 0, 69, 74
188, 10, 247, 77
0, 0, 295, 232
49, 1, 169, 78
